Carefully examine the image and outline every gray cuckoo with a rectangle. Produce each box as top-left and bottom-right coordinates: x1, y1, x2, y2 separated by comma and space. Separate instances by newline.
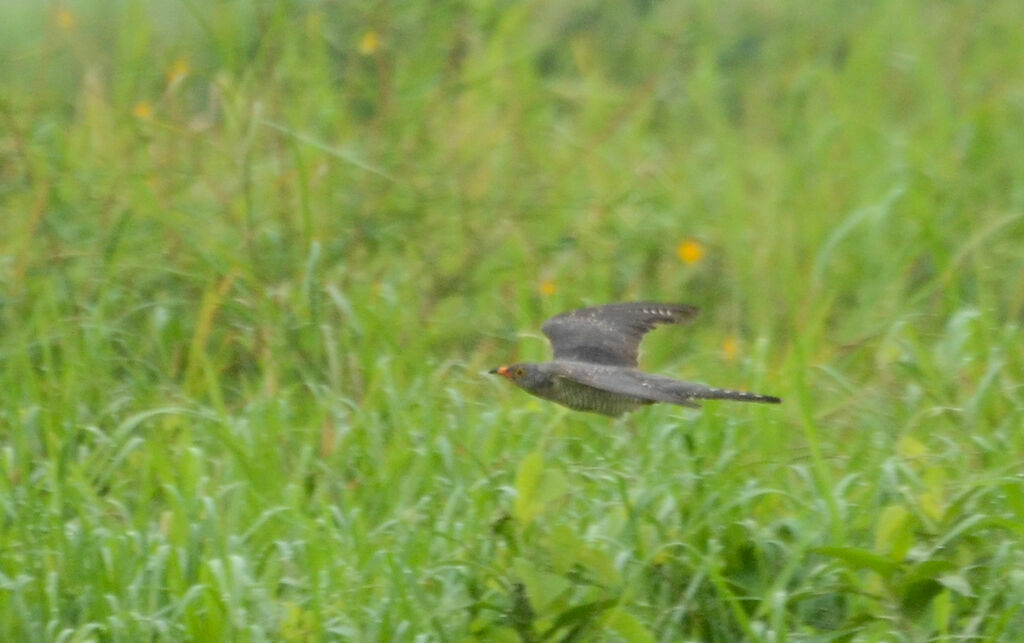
490, 302, 781, 416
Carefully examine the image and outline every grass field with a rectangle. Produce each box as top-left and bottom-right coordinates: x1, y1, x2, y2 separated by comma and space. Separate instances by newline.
3, 1, 1024, 640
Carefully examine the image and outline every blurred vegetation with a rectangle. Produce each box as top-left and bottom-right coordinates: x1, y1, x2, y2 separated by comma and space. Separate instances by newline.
2, 0, 1024, 639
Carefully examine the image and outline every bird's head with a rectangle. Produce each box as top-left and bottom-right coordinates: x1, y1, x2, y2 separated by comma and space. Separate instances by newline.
489, 363, 551, 393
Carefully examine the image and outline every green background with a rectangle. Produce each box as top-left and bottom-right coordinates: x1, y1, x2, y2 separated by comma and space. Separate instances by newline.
2, 0, 1024, 639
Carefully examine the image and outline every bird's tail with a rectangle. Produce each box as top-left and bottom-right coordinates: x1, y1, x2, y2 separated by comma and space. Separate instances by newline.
665, 380, 781, 405
688, 386, 781, 404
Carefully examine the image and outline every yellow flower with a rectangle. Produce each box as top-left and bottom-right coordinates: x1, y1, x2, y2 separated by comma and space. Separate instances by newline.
132, 101, 154, 120
166, 58, 191, 85
676, 238, 705, 265
358, 30, 380, 55
722, 336, 739, 361
539, 280, 556, 296
56, 8, 74, 30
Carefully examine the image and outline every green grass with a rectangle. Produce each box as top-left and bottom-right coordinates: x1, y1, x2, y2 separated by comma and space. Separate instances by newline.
3, 0, 1024, 640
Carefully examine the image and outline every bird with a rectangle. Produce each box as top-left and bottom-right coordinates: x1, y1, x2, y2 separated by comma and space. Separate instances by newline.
489, 301, 781, 417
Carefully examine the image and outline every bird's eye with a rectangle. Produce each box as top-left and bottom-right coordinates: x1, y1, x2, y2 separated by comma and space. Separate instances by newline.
515, 367, 526, 377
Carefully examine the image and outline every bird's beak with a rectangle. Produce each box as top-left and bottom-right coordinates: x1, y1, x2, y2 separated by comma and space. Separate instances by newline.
489, 365, 509, 377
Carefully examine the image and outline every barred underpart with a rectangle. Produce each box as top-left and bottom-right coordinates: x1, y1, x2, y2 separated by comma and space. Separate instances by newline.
548, 377, 651, 417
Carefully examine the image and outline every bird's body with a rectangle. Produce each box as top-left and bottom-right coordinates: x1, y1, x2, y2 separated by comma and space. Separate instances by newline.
490, 302, 780, 417
509, 362, 656, 417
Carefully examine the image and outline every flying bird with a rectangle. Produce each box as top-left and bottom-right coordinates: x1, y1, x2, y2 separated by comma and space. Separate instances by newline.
490, 301, 781, 417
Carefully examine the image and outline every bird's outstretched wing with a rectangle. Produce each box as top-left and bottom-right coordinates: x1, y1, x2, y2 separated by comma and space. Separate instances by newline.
541, 301, 699, 367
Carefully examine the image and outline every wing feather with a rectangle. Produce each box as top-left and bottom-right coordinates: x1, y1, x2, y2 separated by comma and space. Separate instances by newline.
541, 302, 698, 367
548, 362, 702, 408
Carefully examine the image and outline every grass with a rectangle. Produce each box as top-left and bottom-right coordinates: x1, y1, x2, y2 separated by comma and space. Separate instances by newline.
2, 0, 1024, 640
